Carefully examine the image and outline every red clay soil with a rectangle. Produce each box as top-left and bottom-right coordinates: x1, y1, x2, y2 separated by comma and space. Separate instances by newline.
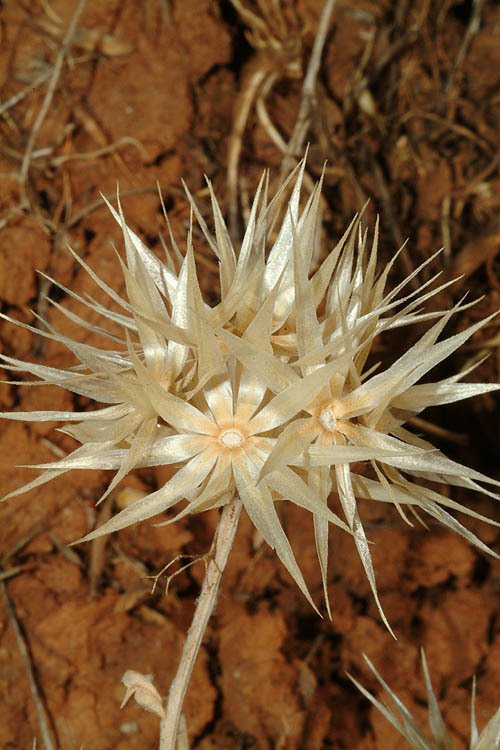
1, 1, 500, 748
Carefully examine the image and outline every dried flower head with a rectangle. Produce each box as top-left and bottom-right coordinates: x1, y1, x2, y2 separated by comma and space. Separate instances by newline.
350, 650, 500, 750
1, 161, 499, 625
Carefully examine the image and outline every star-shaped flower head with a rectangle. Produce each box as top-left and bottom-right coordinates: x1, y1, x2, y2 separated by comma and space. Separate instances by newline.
0, 172, 354, 611
212, 178, 500, 628
1, 160, 499, 627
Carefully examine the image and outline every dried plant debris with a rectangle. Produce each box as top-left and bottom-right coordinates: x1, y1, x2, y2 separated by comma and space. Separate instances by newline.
350, 650, 500, 750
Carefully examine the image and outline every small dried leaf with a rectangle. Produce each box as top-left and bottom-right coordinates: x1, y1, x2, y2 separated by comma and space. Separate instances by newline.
121, 670, 165, 720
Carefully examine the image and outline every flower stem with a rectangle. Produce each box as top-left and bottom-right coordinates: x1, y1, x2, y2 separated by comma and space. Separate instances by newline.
161, 498, 242, 750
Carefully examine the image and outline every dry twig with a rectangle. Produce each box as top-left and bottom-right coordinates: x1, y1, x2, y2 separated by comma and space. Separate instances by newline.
161, 499, 242, 749
227, 0, 302, 240
439, 0, 485, 115
18, 0, 87, 206
280, 0, 337, 178
1, 581, 56, 750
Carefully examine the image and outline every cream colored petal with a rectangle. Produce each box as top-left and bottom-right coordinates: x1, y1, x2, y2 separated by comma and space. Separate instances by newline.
350, 654, 432, 749
64, 241, 135, 313
347, 423, 500, 488
157, 454, 232, 524
306, 443, 414, 465
128, 354, 217, 436
181, 179, 224, 264
249, 357, 350, 435
95, 416, 158, 504
341, 308, 498, 420
265, 466, 351, 533
335, 463, 395, 637
310, 212, 360, 307
392, 381, 500, 411
350, 471, 500, 553
263, 160, 306, 302
232, 459, 317, 612
215, 326, 298, 393
235, 368, 267, 423
310, 464, 333, 619
203, 372, 234, 426
0, 402, 130, 422
2, 440, 119, 501
104, 194, 177, 300
231, 173, 265, 290
421, 649, 452, 749
292, 188, 323, 368
205, 179, 236, 297
258, 417, 316, 479
474, 705, 500, 750
76, 450, 217, 542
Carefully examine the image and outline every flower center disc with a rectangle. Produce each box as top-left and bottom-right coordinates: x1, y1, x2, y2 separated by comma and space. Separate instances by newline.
319, 408, 337, 432
220, 429, 244, 448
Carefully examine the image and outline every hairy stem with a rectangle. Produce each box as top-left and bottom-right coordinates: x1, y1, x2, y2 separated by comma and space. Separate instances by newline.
160, 498, 242, 750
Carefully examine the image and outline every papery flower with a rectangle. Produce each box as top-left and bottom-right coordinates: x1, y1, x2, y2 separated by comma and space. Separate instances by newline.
1, 161, 499, 624
245, 295, 500, 630
0, 202, 197, 506
350, 651, 500, 749
70, 341, 354, 610
210, 180, 500, 629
